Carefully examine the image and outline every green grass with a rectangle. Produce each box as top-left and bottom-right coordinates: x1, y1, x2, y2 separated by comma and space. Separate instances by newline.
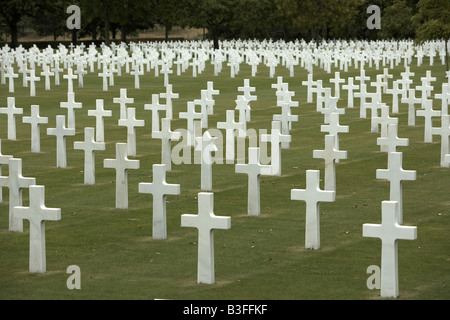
0, 55, 449, 300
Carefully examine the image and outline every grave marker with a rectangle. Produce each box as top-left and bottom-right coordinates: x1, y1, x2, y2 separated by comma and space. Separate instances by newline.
46, 115, 76, 168
22, 105, 48, 153
0, 97, 23, 140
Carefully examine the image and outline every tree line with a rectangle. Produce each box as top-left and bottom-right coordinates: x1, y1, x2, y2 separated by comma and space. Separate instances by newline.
0, 0, 448, 50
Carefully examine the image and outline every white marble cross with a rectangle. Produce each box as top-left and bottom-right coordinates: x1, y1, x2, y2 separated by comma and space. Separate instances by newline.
401, 89, 421, 126
330, 72, 345, 99
114, 88, 134, 121
217, 110, 246, 164
98, 66, 110, 91
235, 96, 251, 131
22, 105, 48, 153
0, 158, 36, 232
261, 121, 291, 176
5, 67, 18, 93
25, 69, 40, 97
320, 88, 344, 124
63, 67, 77, 93
435, 83, 449, 116
181, 192, 231, 284
130, 64, 143, 89
313, 135, 347, 192
321, 112, 349, 160
60, 92, 82, 130
47, 115, 75, 168
373, 105, 398, 140
41, 65, 54, 91
363, 201, 417, 298
88, 99, 112, 143
0, 97, 23, 140
302, 73, 315, 103
273, 101, 298, 149
195, 131, 218, 191
152, 118, 181, 171
238, 79, 257, 117
179, 101, 203, 147
138, 164, 180, 240
104, 143, 140, 209
377, 123, 409, 154
73, 127, 106, 184
291, 170, 335, 250
14, 185, 61, 273
376, 152, 416, 224
194, 90, 214, 128
235, 147, 272, 216
52, 62, 63, 86
160, 84, 179, 120
342, 77, 359, 108
432, 114, 450, 168
0, 140, 12, 204
386, 80, 402, 114
144, 94, 166, 132
416, 99, 441, 143
118, 107, 145, 157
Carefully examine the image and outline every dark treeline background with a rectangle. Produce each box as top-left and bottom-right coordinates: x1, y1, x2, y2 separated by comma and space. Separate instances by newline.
0, 0, 448, 49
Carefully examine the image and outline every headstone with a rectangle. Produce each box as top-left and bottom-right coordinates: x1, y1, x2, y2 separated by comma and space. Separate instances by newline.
14, 185, 61, 273
302, 73, 315, 103
153, 118, 181, 171
0, 97, 23, 140
181, 192, 231, 284
273, 101, 299, 149
25, 69, 40, 97
342, 77, 359, 108
235, 96, 251, 131
291, 170, 335, 250
321, 112, 349, 160
179, 101, 203, 147
73, 127, 106, 184
63, 67, 77, 93
103, 143, 140, 209
0, 140, 13, 204
0, 158, 36, 232
113, 88, 134, 121
377, 123, 409, 154
432, 114, 450, 168
217, 110, 246, 164
376, 152, 416, 224
435, 83, 449, 116
144, 94, 166, 132
261, 121, 291, 176
88, 99, 112, 143
330, 71, 345, 99
386, 80, 402, 114
41, 65, 54, 91
313, 134, 347, 192
401, 89, 421, 126
46, 115, 75, 168
372, 105, 398, 141
138, 164, 180, 240
60, 92, 82, 130
160, 84, 179, 120
195, 131, 218, 191
416, 99, 441, 143
118, 107, 145, 157
363, 201, 417, 298
5, 67, 18, 93
235, 147, 272, 216
22, 105, 48, 153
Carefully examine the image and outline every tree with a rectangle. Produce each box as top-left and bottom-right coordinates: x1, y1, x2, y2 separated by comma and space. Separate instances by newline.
379, 0, 415, 39
413, 0, 450, 71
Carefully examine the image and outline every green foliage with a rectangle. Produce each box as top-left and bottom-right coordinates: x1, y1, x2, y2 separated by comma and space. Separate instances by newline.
379, 0, 416, 39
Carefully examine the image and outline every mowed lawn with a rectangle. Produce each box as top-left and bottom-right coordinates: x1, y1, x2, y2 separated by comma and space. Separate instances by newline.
0, 53, 449, 300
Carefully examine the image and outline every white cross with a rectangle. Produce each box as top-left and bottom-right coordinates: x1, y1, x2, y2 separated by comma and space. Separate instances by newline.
14, 185, 61, 273
153, 118, 181, 172
194, 91, 214, 128
160, 63, 173, 87
160, 84, 179, 120
73, 127, 106, 185
63, 67, 77, 93
22, 105, 48, 153
321, 112, 349, 159
320, 88, 344, 124
363, 94, 384, 133
113, 88, 134, 121
235, 147, 272, 216
373, 105, 398, 140
235, 96, 251, 131
273, 102, 298, 149
416, 99, 441, 143
0, 158, 36, 232
0, 140, 13, 204
377, 123, 409, 154
206, 81, 220, 112
386, 80, 402, 114
5, 67, 18, 93
291, 170, 335, 250
130, 64, 143, 89
88, 99, 112, 143
52, 62, 63, 86
363, 201, 417, 298
118, 107, 145, 156
302, 73, 315, 103
261, 121, 291, 176
416, 79, 433, 104
238, 79, 257, 104
342, 77, 359, 108
180, 101, 203, 147
181, 192, 231, 284
138, 164, 180, 240
401, 89, 421, 126
354, 83, 370, 118
144, 94, 166, 132
41, 65, 54, 91
47, 115, 75, 168
25, 69, 40, 97
356, 69, 370, 87
435, 83, 450, 116
104, 143, 140, 209
382, 68, 393, 93
330, 72, 345, 99
0, 97, 23, 140
195, 131, 218, 191
217, 109, 246, 164
313, 134, 347, 192
376, 152, 416, 224
432, 114, 450, 168
60, 91, 82, 130
98, 66, 110, 91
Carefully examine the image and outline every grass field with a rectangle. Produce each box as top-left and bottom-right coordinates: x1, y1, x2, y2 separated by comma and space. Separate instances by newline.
0, 52, 449, 300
